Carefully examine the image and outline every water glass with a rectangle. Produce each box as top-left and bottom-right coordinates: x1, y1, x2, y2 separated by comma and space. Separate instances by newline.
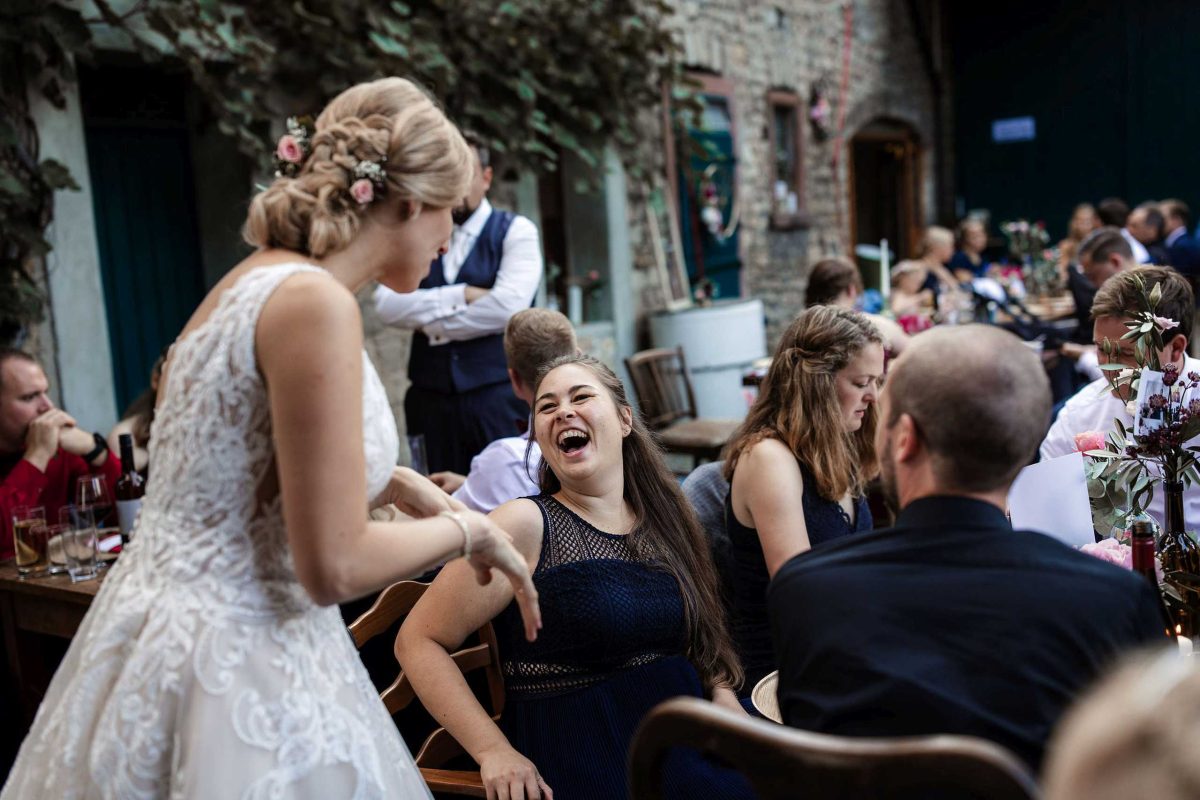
407, 434, 429, 476
12, 505, 47, 576
61, 523, 98, 583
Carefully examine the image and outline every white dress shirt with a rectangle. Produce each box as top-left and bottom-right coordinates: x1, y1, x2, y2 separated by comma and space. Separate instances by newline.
373, 198, 543, 345
1041, 354, 1200, 530
1166, 226, 1186, 249
452, 434, 541, 513
1121, 228, 1152, 264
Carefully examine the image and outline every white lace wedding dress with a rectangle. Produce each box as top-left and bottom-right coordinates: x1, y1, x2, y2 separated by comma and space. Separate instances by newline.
2, 264, 431, 799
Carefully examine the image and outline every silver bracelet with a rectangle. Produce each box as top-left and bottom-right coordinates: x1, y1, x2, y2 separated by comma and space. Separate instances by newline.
439, 510, 472, 558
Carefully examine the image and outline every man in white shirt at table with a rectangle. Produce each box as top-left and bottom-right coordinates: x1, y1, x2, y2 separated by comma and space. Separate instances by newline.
375, 134, 543, 474
429, 308, 577, 513
1041, 265, 1200, 529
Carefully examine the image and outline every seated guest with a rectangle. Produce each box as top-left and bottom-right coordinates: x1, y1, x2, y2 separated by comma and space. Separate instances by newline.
681, 460, 734, 604
888, 259, 936, 320
106, 352, 165, 475
1056, 203, 1101, 278
1160, 198, 1200, 275
1127, 202, 1169, 266
399, 355, 751, 800
1056, 228, 1137, 389
429, 308, 576, 513
1098, 196, 1151, 264
806, 256, 909, 355
1044, 648, 1195, 800
948, 217, 990, 280
1043, 266, 1200, 529
723, 306, 883, 694
769, 324, 1168, 771
1, 349, 122, 561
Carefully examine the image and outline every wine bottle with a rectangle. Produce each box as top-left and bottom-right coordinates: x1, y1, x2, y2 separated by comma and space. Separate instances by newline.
1131, 519, 1160, 589
115, 433, 145, 544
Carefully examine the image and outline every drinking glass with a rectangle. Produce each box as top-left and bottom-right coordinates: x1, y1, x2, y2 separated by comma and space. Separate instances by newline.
407, 434, 429, 476
77, 475, 117, 546
12, 505, 47, 576
60, 522, 97, 583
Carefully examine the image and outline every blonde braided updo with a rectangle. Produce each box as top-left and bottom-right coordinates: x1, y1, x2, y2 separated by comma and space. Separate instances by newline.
244, 77, 474, 257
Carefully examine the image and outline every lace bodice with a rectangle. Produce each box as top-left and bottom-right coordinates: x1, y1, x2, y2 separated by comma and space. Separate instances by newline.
493, 496, 687, 698
0, 263, 425, 800
131, 263, 399, 615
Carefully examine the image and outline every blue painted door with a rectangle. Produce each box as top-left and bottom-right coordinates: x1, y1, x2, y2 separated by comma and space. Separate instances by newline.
678, 94, 742, 300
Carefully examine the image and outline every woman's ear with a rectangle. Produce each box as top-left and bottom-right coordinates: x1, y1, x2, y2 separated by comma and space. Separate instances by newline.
399, 199, 421, 221
620, 406, 633, 437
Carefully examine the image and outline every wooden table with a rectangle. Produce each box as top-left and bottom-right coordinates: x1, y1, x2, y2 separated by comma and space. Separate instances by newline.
0, 559, 103, 723
1023, 294, 1076, 321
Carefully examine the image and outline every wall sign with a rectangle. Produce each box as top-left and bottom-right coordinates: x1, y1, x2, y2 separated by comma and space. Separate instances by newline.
991, 116, 1036, 143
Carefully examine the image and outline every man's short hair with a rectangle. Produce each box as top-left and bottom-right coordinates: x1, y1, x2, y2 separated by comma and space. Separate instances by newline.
504, 309, 577, 389
1097, 197, 1130, 227
805, 257, 863, 307
884, 325, 1051, 492
1091, 265, 1194, 343
461, 131, 491, 169
1162, 198, 1192, 230
1078, 226, 1134, 266
0, 348, 37, 392
1133, 202, 1165, 240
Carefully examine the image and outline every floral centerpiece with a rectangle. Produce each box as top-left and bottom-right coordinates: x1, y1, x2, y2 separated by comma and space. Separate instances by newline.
1000, 219, 1059, 297
1075, 273, 1200, 631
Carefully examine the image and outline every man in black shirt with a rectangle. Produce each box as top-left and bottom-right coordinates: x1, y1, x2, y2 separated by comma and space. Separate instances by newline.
768, 325, 1167, 772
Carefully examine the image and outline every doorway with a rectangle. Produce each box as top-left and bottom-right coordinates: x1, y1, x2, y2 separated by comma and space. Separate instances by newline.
850, 120, 922, 292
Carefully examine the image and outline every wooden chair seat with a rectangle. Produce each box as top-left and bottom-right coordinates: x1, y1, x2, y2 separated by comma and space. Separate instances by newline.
348, 581, 503, 797
656, 418, 741, 454
625, 345, 741, 470
629, 697, 1040, 800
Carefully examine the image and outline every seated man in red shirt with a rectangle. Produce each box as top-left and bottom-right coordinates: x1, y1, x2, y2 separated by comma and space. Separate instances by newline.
0, 348, 122, 561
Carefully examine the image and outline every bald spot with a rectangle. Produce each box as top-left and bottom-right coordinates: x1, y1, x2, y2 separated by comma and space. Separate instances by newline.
886, 325, 1052, 492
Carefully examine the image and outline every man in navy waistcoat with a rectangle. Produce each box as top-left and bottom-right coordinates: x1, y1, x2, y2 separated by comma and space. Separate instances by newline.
374, 136, 543, 473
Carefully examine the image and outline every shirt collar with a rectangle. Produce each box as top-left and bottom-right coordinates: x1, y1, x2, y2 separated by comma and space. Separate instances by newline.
456, 197, 493, 239
893, 495, 1011, 531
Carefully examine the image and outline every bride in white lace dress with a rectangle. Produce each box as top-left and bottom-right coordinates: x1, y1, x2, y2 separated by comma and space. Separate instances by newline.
1, 78, 540, 800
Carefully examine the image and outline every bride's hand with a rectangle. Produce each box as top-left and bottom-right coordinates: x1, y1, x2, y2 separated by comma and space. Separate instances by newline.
374, 466, 467, 518
460, 511, 541, 642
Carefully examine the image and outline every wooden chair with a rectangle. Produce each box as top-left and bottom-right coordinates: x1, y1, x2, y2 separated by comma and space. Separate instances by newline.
628, 697, 1041, 800
623, 346, 741, 469
348, 581, 504, 798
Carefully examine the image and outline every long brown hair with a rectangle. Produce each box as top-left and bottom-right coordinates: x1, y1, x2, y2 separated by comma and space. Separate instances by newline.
724, 306, 881, 500
531, 354, 743, 691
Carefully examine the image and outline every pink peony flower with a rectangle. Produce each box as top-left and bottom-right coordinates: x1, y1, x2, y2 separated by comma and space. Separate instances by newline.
1080, 538, 1133, 569
1074, 430, 1106, 453
1154, 315, 1179, 332
350, 178, 375, 205
276, 134, 303, 164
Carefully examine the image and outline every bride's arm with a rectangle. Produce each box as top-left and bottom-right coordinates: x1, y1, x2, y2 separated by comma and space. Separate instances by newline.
256, 273, 538, 628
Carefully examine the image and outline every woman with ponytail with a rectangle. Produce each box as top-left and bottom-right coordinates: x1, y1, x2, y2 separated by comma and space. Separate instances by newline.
723, 305, 884, 694
399, 355, 751, 800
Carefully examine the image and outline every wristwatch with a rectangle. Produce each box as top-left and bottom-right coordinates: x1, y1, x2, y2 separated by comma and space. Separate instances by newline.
83, 432, 108, 465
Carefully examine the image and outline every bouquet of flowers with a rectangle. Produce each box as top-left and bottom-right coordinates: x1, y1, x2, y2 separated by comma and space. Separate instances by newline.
1000, 219, 1058, 297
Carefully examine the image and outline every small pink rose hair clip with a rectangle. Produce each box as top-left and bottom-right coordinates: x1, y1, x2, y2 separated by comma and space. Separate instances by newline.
273, 116, 313, 178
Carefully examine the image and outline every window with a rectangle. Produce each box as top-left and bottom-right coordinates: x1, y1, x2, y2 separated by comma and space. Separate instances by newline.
766, 90, 807, 230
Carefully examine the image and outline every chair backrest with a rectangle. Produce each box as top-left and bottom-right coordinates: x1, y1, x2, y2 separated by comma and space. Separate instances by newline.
628, 697, 1041, 800
348, 580, 505, 767
624, 345, 698, 430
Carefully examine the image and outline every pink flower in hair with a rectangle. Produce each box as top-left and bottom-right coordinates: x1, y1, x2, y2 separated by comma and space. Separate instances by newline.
1074, 430, 1106, 453
276, 134, 304, 164
350, 178, 375, 205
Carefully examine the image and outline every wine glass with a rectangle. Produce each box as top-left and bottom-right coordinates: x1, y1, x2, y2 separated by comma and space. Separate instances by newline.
76, 475, 117, 555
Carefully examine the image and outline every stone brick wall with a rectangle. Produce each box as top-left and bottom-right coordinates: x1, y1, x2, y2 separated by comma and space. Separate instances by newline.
627, 0, 938, 348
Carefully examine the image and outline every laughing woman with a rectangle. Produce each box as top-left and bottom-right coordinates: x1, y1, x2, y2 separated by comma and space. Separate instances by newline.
398, 354, 752, 800
724, 305, 884, 694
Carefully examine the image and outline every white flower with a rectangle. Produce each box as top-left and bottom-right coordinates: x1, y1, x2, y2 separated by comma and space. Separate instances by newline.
1126, 400, 1138, 417
1154, 315, 1179, 332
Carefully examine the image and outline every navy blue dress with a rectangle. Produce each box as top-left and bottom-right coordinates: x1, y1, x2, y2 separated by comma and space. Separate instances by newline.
725, 461, 872, 696
492, 495, 754, 800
